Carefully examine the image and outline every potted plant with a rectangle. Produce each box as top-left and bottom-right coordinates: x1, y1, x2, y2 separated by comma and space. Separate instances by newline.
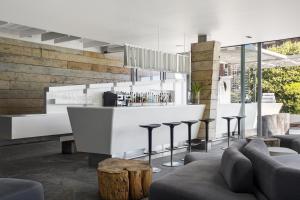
191, 81, 201, 104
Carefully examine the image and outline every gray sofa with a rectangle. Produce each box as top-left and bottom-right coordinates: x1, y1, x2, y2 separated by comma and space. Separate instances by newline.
261, 113, 300, 153
0, 178, 44, 200
149, 139, 300, 200
273, 134, 300, 153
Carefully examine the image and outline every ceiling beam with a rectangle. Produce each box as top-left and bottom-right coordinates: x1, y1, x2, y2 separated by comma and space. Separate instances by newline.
0, 23, 31, 35
101, 45, 124, 53
19, 28, 46, 37
0, 21, 8, 26
54, 35, 81, 43
82, 39, 109, 48
41, 32, 67, 41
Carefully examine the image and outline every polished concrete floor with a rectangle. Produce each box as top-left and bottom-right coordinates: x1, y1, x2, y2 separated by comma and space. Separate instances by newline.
0, 140, 223, 200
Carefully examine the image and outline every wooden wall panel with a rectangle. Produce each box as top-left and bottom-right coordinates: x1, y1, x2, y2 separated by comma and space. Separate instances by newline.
0, 36, 130, 115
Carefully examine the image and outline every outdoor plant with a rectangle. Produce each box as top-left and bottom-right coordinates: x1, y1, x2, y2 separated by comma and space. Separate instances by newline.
269, 41, 300, 55
191, 81, 201, 104
246, 40, 300, 114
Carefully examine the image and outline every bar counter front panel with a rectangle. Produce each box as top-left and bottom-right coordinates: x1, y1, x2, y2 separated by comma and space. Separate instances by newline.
68, 105, 205, 155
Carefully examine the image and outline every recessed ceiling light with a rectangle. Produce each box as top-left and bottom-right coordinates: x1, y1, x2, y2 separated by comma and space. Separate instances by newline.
246, 36, 252, 39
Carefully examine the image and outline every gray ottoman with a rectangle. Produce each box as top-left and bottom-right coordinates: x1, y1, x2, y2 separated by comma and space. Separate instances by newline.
268, 147, 298, 156
0, 178, 44, 200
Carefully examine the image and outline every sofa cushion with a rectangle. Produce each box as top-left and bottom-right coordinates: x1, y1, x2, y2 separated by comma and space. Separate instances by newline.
220, 147, 253, 193
184, 140, 247, 165
243, 140, 300, 200
150, 159, 257, 200
268, 128, 281, 136
184, 152, 221, 164
0, 178, 44, 200
277, 113, 290, 135
262, 115, 278, 137
242, 141, 282, 200
231, 139, 247, 150
244, 139, 269, 155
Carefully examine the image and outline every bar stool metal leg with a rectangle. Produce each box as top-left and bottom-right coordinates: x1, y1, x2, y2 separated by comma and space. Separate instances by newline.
188, 124, 192, 153
233, 115, 246, 140
237, 118, 241, 139
140, 124, 161, 173
147, 128, 161, 173
227, 120, 231, 147
200, 119, 214, 152
162, 122, 183, 167
181, 120, 198, 161
221, 117, 234, 149
205, 121, 209, 152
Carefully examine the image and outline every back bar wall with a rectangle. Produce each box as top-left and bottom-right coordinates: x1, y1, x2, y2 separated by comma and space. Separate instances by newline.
0, 37, 130, 114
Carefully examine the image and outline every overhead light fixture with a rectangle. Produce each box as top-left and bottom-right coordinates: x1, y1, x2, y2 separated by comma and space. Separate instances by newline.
246, 36, 252, 39
124, 44, 190, 73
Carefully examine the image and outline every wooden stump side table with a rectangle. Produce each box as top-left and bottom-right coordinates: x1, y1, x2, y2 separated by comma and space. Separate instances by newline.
97, 158, 152, 200
246, 136, 281, 147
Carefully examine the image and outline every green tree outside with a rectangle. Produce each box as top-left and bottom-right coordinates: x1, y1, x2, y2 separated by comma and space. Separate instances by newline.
261, 66, 300, 113
247, 41, 300, 114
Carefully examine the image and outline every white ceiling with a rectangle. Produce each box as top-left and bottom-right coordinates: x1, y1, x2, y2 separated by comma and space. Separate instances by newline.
0, 0, 299, 53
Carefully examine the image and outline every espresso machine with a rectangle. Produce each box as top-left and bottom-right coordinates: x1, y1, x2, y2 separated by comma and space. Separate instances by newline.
103, 91, 130, 107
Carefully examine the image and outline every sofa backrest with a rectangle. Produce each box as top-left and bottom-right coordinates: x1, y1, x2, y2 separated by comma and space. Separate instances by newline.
220, 145, 253, 193
243, 139, 300, 200
230, 139, 247, 150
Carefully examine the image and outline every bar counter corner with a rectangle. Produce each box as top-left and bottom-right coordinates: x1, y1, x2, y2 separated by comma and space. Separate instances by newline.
67, 105, 205, 157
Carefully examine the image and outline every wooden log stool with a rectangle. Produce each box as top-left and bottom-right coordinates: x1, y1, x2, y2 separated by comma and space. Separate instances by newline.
97, 158, 152, 200
246, 136, 280, 147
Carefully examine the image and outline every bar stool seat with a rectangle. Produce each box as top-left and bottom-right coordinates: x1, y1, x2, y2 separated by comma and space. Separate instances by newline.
162, 122, 182, 167
140, 124, 161, 129
200, 118, 215, 152
181, 120, 198, 153
162, 122, 182, 126
139, 123, 161, 173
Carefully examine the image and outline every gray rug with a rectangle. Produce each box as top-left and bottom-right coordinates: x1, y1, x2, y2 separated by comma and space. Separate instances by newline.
0, 140, 223, 200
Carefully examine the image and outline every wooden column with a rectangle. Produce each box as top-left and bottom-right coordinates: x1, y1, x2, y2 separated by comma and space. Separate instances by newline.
191, 41, 220, 139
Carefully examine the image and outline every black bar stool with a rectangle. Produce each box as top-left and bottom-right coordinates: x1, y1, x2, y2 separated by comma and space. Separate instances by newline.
199, 118, 215, 152
162, 122, 182, 167
232, 115, 246, 139
139, 124, 161, 173
222, 117, 235, 148
181, 120, 198, 153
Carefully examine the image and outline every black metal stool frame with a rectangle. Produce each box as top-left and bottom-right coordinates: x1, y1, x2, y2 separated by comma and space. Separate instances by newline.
232, 115, 246, 139
222, 117, 235, 148
181, 120, 198, 153
162, 122, 182, 167
139, 124, 161, 173
199, 118, 215, 152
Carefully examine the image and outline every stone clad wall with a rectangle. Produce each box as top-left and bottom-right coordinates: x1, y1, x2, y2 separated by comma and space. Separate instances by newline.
191, 41, 220, 139
0, 37, 130, 115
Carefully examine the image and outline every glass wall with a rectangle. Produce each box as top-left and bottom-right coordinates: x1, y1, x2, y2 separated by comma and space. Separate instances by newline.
217, 37, 300, 139
218, 44, 259, 139
261, 38, 300, 134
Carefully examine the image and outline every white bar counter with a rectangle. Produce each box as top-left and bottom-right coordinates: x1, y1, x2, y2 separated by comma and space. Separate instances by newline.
0, 113, 72, 139
67, 105, 205, 155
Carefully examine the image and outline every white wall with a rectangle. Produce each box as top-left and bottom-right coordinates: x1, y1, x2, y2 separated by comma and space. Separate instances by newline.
215, 103, 283, 139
